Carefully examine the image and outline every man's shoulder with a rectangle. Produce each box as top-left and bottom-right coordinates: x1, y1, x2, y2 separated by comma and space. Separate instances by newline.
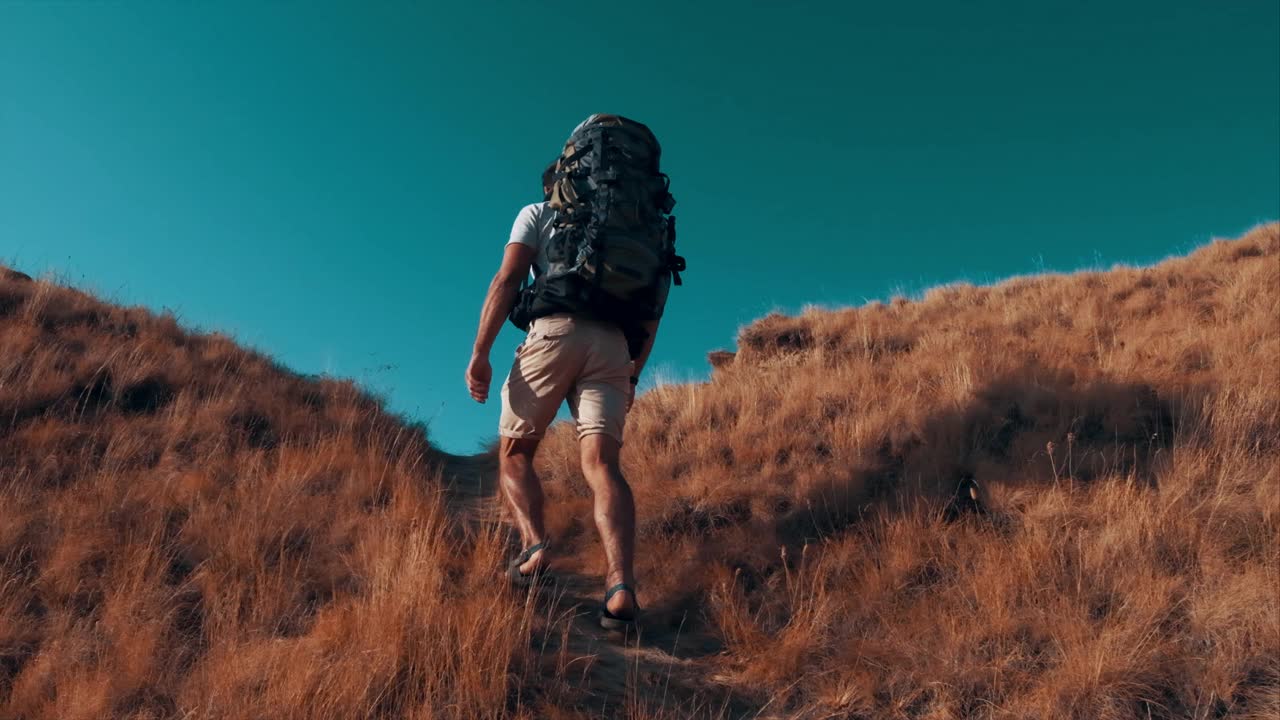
517, 202, 557, 234
509, 202, 555, 248
518, 201, 552, 219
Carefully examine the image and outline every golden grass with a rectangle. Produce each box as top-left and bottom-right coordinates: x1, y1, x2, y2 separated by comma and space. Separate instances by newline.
0, 276, 529, 719
1, 223, 1277, 719
533, 223, 1280, 719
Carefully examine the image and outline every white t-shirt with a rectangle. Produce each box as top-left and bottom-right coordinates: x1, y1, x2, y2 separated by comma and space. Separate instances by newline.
505, 202, 559, 280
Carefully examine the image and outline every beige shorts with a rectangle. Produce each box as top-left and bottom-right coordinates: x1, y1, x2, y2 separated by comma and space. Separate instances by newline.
499, 313, 633, 443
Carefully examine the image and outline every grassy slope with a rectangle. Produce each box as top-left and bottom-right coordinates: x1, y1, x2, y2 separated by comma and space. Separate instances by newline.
533, 224, 1280, 719
1, 223, 1277, 720
0, 274, 523, 719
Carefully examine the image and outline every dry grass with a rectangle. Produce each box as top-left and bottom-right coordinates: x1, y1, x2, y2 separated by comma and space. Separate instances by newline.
0, 274, 531, 719
533, 223, 1280, 719
2, 223, 1277, 719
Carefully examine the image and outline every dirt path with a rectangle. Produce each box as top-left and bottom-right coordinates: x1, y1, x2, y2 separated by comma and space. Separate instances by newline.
438, 452, 757, 719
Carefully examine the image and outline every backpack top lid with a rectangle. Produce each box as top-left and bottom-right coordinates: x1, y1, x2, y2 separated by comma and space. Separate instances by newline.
566, 114, 662, 170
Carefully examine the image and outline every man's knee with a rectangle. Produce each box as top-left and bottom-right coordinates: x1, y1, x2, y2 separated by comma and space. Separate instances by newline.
581, 457, 623, 483
578, 433, 623, 481
499, 436, 539, 477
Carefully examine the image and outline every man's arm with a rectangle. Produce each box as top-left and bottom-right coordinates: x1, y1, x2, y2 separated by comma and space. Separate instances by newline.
631, 319, 661, 380
624, 318, 661, 410
466, 243, 535, 403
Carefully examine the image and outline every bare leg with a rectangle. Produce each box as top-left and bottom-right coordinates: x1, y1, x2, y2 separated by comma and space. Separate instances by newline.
498, 436, 548, 573
578, 434, 637, 617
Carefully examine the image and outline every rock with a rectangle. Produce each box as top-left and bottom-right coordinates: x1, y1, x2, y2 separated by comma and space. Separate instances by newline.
2, 267, 32, 282
707, 350, 736, 370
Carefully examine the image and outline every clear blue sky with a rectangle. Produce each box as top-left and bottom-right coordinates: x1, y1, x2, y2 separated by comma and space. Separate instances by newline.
2, 2, 1277, 453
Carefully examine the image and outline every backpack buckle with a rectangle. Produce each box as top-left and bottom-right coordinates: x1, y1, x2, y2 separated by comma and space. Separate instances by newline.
670, 254, 686, 286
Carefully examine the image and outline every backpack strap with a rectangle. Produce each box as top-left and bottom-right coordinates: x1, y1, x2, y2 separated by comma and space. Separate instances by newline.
560, 142, 593, 169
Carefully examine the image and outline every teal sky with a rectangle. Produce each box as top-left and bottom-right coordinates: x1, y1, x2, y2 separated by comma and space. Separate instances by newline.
2, 2, 1277, 453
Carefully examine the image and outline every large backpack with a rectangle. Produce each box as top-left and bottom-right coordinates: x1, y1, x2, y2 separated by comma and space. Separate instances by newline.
509, 114, 685, 350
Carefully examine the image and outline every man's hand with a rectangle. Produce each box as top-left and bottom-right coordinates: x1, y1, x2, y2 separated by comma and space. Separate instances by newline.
466, 353, 493, 403
627, 319, 660, 413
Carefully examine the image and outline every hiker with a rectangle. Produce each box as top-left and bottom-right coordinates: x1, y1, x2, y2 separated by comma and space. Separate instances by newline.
465, 115, 685, 631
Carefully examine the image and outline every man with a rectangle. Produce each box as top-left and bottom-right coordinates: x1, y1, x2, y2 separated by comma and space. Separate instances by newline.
466, 118, 678, 630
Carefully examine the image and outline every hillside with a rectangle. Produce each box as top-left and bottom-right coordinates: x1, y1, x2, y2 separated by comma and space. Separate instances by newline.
531, 223, 1280, 718
0, 273, 522, 718
2, 223, 1278, 720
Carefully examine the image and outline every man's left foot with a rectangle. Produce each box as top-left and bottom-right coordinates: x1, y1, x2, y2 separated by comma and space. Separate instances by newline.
600, 583, 639, 630
507, 541, 554, 586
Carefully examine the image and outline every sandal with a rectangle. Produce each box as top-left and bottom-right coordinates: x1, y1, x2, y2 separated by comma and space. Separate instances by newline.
506, 541, 554, 587
599, 582, 640, 631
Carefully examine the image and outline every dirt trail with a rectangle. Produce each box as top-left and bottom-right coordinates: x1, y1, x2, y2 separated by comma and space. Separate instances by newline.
439, 452, 757, 719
